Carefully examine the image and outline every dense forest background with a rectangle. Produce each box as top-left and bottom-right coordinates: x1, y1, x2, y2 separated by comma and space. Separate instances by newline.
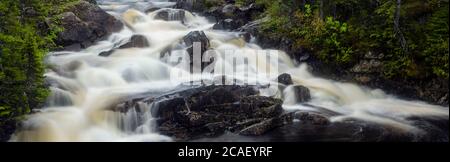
239, 0, 448, 79
0, 0, 449, 141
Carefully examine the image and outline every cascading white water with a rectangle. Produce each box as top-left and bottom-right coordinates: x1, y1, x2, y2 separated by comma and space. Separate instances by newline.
9, 0, 449, 142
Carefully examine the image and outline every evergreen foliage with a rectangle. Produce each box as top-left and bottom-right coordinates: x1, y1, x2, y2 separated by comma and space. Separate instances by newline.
0, 0, 78, 140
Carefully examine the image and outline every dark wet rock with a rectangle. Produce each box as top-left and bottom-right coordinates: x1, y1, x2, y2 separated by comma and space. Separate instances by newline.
85, 0, 97, 4
183, 31, 210, 54
99, 50, 115, 57
277, 73, 294, 86
345, 72, 449, 106
24, 7, 38, 17
239, 32, 252, 42
0, 120, 16, 142
113, 85, 292, 141
225, 0, 236, 4
182, 31, 212, 70
193, 109, 448, 142
98, 35, 149, 57
212, 19, 241, 30
294, 111, 330, 125
407, 116, 449, 142
119, 35, 150, 49
154, 9, 185, 22
172, 0, 206, 12
63, 43, 83, 52
292, 85, 312, 103
172, 0, 264, 32
55, 1, 123, 51
56, 12, 94, 51
222, 4, 239, 17
68, 1, 123, 33
205, 7, 223, 19
239, 112, 294, 136
110, 84, 448, 142
237, 17, 268, 36
145, 7, 161, 13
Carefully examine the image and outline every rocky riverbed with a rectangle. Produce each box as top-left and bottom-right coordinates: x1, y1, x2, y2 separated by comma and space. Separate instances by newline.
7, 0, 448, 142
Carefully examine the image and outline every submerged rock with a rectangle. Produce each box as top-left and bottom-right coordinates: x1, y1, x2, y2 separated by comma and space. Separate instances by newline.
212, 19, 241, 30
119, 35, 150, 49
145, 7, 161, 13
154, 9, 185, 22
99, 50, 115, 57
292, 85, 311, 103
99, 35, 150, 57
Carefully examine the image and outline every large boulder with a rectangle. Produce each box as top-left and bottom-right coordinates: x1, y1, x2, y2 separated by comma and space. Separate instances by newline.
112, 85, 292, 141
57, 12, 94, 51
183, 31, 210, 54
68, 1, 123, 33
56, 1, 123, 51
292, 85, 312, 103
182, 31, 211, 70
154, 9, 186, 22
277, 73, 294, 86
239, 112, 294, 136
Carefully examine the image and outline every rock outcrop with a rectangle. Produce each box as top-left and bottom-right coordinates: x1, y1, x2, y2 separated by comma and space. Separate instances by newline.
154, 9, 186, 22
119, 35, 150, 49
56, 1, 123, 51
212, 19, 241, 30
112, 85, 294, 141
277, 73, 294, 86
99, 35, 150, 57
181, 31, 212, 70
292, 85, 312, 103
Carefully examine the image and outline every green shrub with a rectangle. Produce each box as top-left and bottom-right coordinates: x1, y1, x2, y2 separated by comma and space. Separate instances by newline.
256, 0, 448, 79
0, 0, 78, 139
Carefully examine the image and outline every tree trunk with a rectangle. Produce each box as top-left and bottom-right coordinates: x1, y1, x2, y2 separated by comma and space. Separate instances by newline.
320, 0, 324, 19
394, 0, 408, 53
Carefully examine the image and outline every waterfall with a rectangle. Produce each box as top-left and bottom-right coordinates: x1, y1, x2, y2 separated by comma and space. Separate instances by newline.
9, 0, 448, 142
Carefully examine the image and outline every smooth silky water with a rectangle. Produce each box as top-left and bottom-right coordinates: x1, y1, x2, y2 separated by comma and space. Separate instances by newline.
10, 0, 449, 142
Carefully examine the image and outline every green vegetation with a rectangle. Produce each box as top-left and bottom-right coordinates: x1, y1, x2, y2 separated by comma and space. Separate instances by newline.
0, 0, 78, 140
248, 0, 448, 79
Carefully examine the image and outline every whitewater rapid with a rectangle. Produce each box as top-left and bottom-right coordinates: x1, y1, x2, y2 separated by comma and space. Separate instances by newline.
10, 0, 448, 142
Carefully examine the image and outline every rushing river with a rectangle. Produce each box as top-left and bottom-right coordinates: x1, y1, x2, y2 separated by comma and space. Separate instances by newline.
9, 0, 449, 142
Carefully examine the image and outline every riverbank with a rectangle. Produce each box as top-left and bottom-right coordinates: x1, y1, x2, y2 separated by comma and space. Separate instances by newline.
170, 0, 449, 106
